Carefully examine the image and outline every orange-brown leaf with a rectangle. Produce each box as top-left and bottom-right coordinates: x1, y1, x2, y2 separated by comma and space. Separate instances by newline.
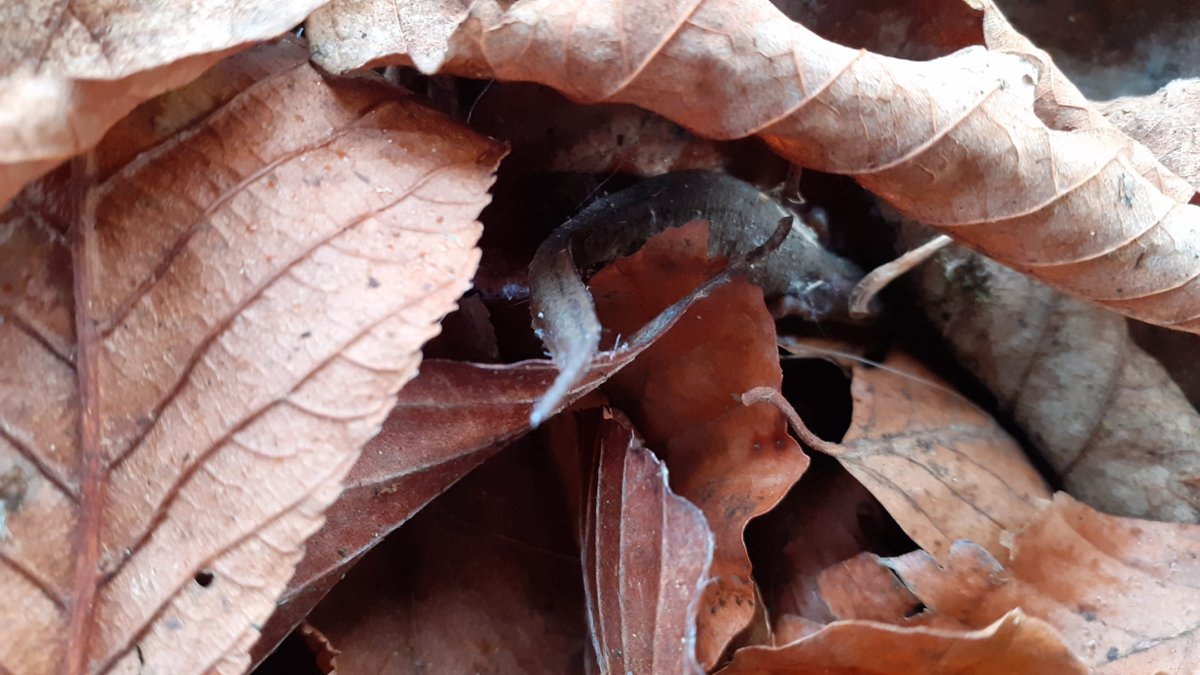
591, 222, 809, 667
830, 494, 1200, 671
720, 610, 1086, 675
0, 43, 501, 674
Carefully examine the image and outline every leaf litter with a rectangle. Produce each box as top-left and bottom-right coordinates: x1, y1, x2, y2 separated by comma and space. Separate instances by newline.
0, 39, 501, 674
586, 221, 812, 668
309, 0, 1200, 332
4, 2, 1200, 674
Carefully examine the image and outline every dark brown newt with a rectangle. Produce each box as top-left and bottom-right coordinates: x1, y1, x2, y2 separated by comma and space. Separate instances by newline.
528, 170, 870, 424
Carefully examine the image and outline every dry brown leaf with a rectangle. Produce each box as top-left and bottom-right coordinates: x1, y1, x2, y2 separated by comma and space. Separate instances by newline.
467, 83, 730, 177
1094, 71, 1200, 426
1100, 78, 1200, 189
966, 0, 1194, 200
311, 0, 1200, 332
805, 0, 1194, 197
305, 436, 588, 674
580, 410, 710, 672
87, 40, 317, 185
0, 0, 330, 208
774, 347, 1050, 565
583, 410, 712, 674
0, 43, 501, 674
590, 222, 809, 667
907, 235, 1200, 521
307, 0, 467, 74
256, 301, 711, 663
813, 552, 950, 630
834, 494, 1200, 671
719, 610, 1086, 675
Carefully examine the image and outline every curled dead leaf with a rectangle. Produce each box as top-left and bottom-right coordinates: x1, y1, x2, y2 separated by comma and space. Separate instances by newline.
590, 222, 809, 667
310, 0, 1200, 332
1100, 78, 1200, 189
967, 0, 1194, 200
0, 42, 501, 674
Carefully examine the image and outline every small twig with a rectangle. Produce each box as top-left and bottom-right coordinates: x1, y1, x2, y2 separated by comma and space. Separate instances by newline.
740, 385, 838, 455
849, 235, 952, 318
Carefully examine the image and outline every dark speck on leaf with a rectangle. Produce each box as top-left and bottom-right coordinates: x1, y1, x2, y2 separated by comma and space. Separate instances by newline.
300, 331, 312, 339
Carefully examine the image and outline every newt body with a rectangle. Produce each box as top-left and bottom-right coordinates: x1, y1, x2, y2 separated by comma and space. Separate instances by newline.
528, 170, 869, 424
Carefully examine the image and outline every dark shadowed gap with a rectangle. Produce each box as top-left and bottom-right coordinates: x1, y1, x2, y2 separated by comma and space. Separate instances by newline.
746, 453, 916, 627
780, 357, 853, 443
746, 356, 914, 627
253, 631, 328, 675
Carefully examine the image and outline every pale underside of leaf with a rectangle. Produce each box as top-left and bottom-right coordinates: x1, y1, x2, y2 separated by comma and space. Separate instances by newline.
312, 0, 1200, 333
1101, 78, 1200, 189
0, 44, 500, 674
906, 236, 1200, 522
